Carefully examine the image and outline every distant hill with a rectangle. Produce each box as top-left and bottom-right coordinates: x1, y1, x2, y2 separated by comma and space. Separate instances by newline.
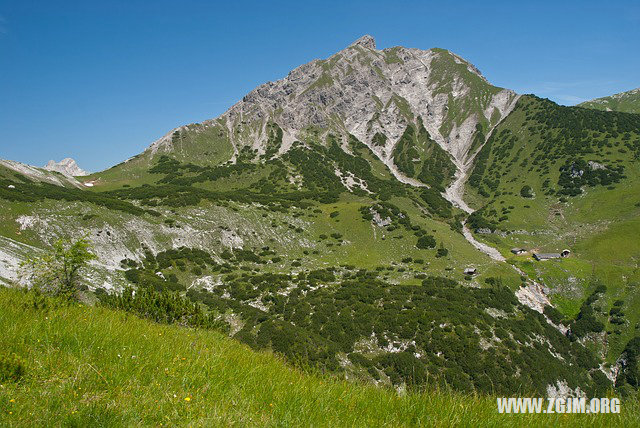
579, 88, 640, 114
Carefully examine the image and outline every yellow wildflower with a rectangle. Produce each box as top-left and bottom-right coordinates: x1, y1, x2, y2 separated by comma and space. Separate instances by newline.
185, 397, 191, 402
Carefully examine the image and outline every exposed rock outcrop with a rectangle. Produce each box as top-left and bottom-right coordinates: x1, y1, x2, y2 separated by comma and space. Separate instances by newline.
146, 35, 519, 189
44, 158, 88, 177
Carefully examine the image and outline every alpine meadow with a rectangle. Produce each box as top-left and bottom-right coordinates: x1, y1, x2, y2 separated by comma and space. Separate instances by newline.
1, 31, 640, 427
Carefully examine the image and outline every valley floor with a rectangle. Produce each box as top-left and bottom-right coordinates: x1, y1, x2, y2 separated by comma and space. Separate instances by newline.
0, 288, 637, 427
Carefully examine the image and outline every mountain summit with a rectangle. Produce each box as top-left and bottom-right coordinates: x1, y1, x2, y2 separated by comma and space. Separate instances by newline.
350, 34, 376, 49
146, 35, 519, 199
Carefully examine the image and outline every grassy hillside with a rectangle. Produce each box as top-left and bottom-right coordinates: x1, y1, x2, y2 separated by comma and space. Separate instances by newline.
6, 133, 574, 397
1, 287, 637, 427
579, 89, 640, 114
0, 139, 509, 285
464, 95, 640, 361
81, 121, 235, 191
3, 94, 640, 401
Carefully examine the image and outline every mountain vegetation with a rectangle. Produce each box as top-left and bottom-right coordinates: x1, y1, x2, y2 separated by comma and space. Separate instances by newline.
579, 88, 640, 114
2, 36, 640, 419
4, 287, 638, 426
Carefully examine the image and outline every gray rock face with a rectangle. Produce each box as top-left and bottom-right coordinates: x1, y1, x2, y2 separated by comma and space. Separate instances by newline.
211, 35, 518, 171
351, 34, 376, 49
44, 158, 88, 177
145, 35, 520, 207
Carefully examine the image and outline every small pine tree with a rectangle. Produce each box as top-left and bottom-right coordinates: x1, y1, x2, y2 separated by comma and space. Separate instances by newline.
416, 235, 436, 249
20, 237, 96, 299
436, 243, 448, 258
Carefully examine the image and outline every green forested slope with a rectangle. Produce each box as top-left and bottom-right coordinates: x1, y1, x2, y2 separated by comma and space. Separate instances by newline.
465, 95, 640, 363
1, 288, 637, 427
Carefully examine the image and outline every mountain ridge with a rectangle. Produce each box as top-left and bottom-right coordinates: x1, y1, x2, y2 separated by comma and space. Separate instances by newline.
142, 35, 519, 198
578, 87, 640, 114
0, 158, 84, 188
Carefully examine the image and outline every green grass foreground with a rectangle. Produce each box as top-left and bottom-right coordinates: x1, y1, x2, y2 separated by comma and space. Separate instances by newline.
0, 288, 637, 427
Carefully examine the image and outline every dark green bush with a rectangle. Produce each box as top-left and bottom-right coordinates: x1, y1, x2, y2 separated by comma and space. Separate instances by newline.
0, 353, 25, 382
416, 235, 436, 249
520, 185, 534, 198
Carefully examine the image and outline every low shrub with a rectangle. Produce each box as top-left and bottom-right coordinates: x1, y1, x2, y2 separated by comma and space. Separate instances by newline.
0, 353, 26, 382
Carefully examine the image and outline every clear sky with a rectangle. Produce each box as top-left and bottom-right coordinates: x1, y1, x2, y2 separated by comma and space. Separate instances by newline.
1, 0, 639, 172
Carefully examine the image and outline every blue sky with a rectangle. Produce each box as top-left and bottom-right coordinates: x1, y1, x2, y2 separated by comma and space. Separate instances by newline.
1, 0, 639, 172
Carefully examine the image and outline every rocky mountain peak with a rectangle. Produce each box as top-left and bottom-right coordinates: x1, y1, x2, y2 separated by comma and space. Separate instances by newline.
349, 34, 376, 50
211, 37, 518, 165
44, 158, 88, 177
147, 36, 520, 196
